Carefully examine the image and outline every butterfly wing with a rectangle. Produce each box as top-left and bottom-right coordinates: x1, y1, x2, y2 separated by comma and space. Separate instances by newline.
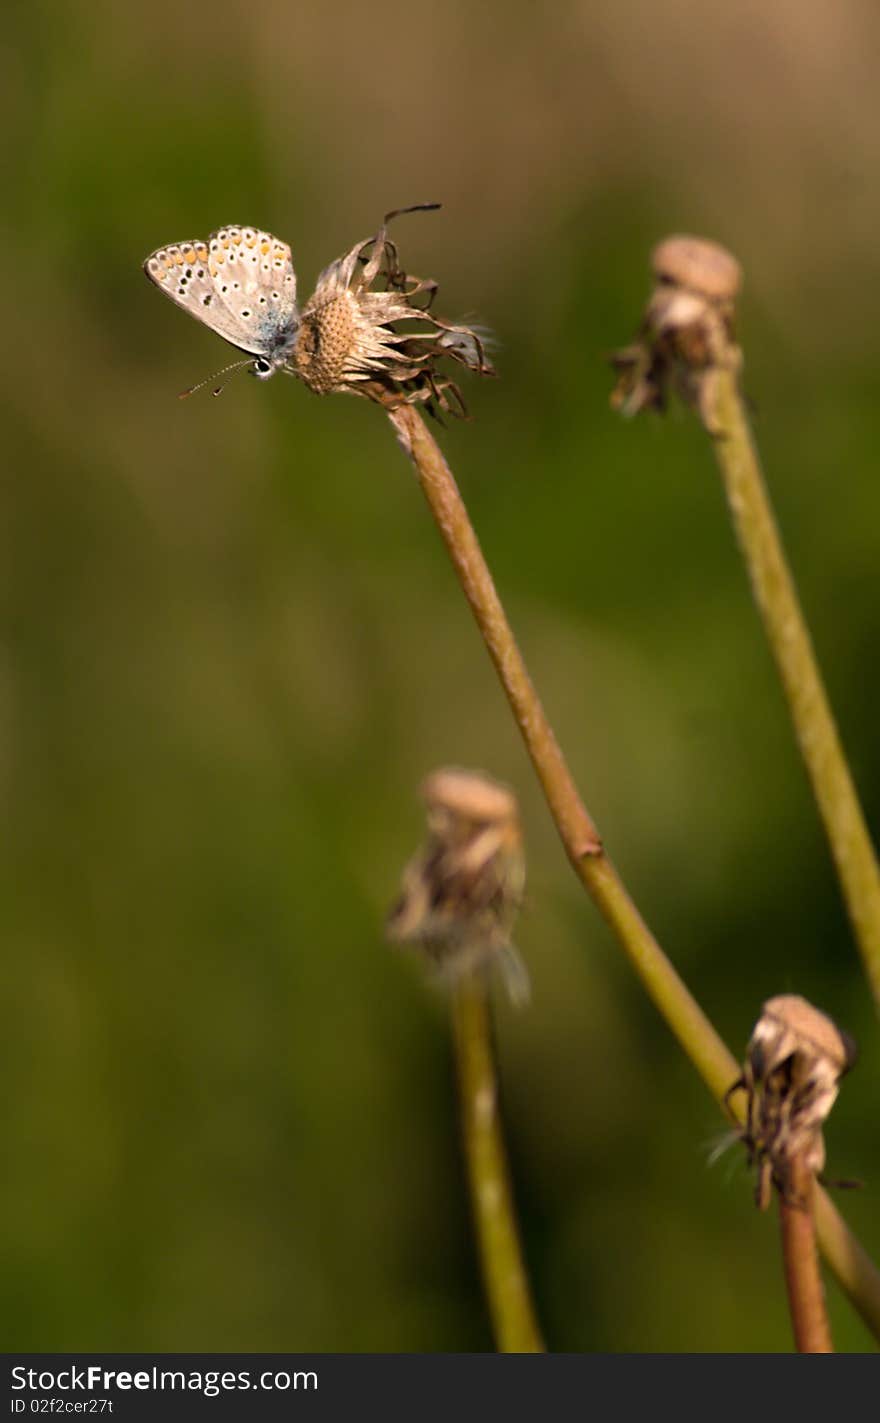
143, 227, 299, 359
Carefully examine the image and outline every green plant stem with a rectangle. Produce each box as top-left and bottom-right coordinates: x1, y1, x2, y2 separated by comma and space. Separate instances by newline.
386, 400, 880, 1343
449, 974, 545, 1352
779, 1160, 833, 1352
813, 1188, 879, 1337
708, 368, 880, 1012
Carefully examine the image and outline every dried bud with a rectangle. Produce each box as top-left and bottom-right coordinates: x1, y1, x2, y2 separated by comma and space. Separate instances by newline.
725, 995, 856, 1210
651, 236, 742, 302
386, 768, 528, 1003
610, 232, 742, 431
289, 205, 494, 419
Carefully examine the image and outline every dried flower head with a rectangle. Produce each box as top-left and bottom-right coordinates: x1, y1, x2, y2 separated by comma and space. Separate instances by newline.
288, 204, 494, 419
610, 233, 742, 431
143, 206, 493, 416
724, 995, 856, 1210
386, 768, 528, 1003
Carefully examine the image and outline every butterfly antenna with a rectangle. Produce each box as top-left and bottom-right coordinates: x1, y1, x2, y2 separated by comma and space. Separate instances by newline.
178, 357, 255, 400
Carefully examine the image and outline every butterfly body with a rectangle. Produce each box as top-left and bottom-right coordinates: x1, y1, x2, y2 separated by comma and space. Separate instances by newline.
143, 226, 299, 378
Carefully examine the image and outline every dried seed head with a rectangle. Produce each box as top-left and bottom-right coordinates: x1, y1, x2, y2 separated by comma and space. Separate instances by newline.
725, 995, 855, 1210
651, 235, 742, 302
292, 294, 356, 395
288, 204, 494, 419
387, 767, 528, 1004
610, 232, 743, 430
422, 767, 519, 829
754, 995, 857, 1078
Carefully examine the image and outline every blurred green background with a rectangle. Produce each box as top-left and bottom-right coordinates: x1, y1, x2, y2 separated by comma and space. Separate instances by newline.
4, 0, 880, 1352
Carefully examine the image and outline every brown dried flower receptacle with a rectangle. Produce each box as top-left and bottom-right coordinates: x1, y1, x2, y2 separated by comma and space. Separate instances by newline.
289, 205, 495, 419
725, 995, 857, 1211
610, 233, 742, 431
386, 768, 529, 1003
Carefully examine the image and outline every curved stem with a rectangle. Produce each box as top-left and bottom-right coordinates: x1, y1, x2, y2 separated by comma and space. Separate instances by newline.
386, 400, 880, 1342
708, 369, 880, 1012
450, 975, 544, 1352
779, 1159, 833, 1352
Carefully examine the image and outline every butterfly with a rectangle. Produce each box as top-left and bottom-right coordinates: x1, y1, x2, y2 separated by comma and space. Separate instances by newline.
143, 226, 300, 387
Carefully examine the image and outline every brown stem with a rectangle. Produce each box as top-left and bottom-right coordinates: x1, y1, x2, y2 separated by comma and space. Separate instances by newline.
386, 400, 880, 1341
388, 410, 601, 865
779, 1159, 833, 1352
450, 975, 544, 1352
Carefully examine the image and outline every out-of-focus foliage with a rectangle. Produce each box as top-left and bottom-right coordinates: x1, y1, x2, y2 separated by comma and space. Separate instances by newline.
3, 0, 880, 1352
